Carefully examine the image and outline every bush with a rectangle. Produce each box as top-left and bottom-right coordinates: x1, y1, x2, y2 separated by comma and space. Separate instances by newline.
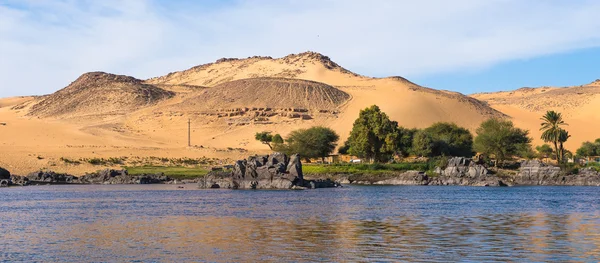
278, 126, 339, 160
86, 158, 107, 165
474, 118, 532, 166
60, 157, 81, 165
346, 105, 401, 162
413, 122, 474, 157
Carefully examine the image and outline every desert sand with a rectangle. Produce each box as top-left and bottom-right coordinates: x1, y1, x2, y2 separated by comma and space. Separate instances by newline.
1, 51, 596, 174
471, 80, 600, 151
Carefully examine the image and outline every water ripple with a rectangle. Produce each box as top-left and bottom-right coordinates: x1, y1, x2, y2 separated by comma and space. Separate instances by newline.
1, 185, 600, 262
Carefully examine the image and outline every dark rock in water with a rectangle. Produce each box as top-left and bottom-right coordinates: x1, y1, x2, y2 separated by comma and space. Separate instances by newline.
10, 175, 29, 186
437, 157, 489, 178
199, 153, 339, 190
373, 171, 429, 185
0, 167, 10, 180
366, 157, 509, 186
198, 170, 235, 189
0, 167, 10, 187
79, 169, 171, 184
514, 160, 562, 185
428, 157, 508, 186
232, 160, 246, 180
286, 154, 304, 182
27, 171, 76, 184
514, 161, 600, 186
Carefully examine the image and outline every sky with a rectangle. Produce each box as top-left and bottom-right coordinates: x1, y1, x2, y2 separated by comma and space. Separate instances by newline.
1, 0, 600, 97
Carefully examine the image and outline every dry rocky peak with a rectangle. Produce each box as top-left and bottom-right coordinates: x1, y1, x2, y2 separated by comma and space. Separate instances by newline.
28, 72, 174, 119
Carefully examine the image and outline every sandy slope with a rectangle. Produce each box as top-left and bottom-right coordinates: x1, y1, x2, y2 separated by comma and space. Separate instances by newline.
471, 80, 600, 150
2, 52, 506, 174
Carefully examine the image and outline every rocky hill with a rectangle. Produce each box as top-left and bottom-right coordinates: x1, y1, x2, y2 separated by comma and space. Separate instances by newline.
146, 51, 360, 87
175, 77, 349, 111
28, 72, 174, 119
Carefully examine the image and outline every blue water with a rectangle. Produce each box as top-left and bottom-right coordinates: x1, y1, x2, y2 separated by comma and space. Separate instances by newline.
1, 185, 600, 262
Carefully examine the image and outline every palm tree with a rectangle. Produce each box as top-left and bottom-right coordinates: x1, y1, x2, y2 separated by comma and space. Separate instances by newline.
558, 129, 571, 162
540, 110, 567, 163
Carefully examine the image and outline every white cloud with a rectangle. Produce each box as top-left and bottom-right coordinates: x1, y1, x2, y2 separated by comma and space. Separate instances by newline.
1, 0, 600, 97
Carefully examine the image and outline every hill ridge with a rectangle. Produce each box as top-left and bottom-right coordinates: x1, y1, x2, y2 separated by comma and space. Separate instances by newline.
28, 72, 174, 119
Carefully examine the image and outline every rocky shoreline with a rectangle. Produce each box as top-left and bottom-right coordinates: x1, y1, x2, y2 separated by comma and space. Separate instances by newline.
331, 158, 600, 187
1, 168, 174, 187
2, 156, 600, 188
199, 153, 340, 189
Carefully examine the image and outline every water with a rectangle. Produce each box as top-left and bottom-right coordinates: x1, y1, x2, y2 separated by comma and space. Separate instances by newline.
2, 185, 600, 262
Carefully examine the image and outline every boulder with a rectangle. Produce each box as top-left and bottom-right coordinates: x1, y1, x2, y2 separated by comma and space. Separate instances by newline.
286, 154, 303, 182
429, 157, 508, 186
438, 157, 489, 178
79, 169, 171, 184
267, 152, 288, 173
373, 171, 428, 185
514, 160, 562, 185
199, 152, 337, 190
27, 171, 76, 184
0, 167, 10, 180
232, 160, 246, 180
10, 175, 29, 186
0, 167, 10, 187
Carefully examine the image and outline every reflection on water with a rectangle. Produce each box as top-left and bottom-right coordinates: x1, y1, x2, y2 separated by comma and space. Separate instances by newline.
2, 185, 600, 262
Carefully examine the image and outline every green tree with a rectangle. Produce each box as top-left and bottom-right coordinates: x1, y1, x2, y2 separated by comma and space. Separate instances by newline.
536, 144, 554, 160
413, 122, 474, 157
347, 105, 400, 162
540, 110, 568, 163
279, 126, 339, 161
473, 118, 532, 167
272, 134, 284, 144
576, 141, 600, 161
411, 130, 433, 157
255, 131, 282, 150
558, 129, 571, 161
396, 127, 419, 157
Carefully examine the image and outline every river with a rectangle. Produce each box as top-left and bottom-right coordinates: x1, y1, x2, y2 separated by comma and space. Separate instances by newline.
2, 185, 600, 262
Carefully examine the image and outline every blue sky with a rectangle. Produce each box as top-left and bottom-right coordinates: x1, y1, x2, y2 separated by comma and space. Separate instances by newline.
414, 47, 600, 94
1, 0, 600, 97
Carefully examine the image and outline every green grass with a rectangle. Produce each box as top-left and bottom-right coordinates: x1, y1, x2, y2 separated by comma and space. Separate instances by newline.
302, 162, 436, 184
302, 162, 431, 175
124, 166, 210, 180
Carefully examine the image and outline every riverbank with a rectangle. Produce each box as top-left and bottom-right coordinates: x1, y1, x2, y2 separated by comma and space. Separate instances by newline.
3, 157, 600, 188
305, 158, 600, 187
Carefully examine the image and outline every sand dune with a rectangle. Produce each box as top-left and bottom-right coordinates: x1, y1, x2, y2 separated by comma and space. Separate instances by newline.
471, 80, 600, 150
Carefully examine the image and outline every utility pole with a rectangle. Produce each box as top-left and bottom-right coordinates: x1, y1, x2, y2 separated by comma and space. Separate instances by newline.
188, 118, 191, 147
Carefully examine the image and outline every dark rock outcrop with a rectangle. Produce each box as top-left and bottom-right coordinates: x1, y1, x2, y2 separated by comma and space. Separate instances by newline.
79, 169, 171, 184
0, 167, 10, 187
430, 157, 508, 186
352, 157, 508, 187
373, 171, 429, 185
436, 157, 489, 178
199, 153, 339, 189
27, 171, 76, 184
514, 161, 600, 186
0, 167, 10, 179
10, 175, 29, 186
